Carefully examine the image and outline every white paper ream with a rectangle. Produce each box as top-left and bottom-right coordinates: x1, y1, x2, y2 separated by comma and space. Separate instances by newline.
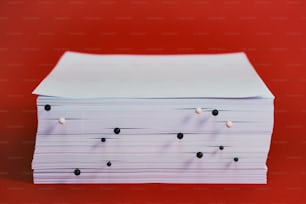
32, 52, 274, 99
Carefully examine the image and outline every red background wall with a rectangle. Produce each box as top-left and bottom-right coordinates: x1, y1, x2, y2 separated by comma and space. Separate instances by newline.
0, 0, 305, 203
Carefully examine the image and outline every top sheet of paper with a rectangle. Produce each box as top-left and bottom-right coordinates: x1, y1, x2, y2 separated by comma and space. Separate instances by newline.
32, 52, 274, 99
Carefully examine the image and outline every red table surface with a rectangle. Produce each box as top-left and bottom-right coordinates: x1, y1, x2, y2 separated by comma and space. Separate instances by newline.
0, 0, 305, 203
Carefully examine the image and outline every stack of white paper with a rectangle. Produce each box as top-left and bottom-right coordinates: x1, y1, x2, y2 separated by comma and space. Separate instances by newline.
32, 52, 274, 184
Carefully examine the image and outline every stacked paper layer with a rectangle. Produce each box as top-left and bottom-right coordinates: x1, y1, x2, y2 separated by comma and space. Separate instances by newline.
32, 52, 274, 184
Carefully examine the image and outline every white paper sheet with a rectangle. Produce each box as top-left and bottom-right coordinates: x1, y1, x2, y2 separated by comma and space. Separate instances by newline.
32, 52, 274, 99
